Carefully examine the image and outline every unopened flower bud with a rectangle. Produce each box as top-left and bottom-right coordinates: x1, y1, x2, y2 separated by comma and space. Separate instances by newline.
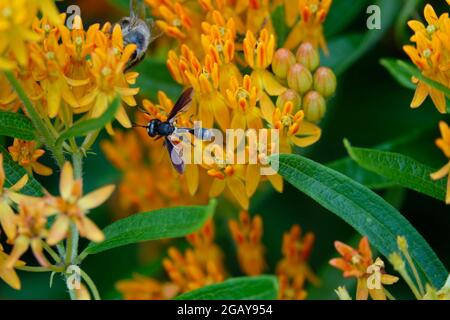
272, 48, 296, 79
303, 91, 326, 122
296, 42, 320, 71
287, 64, 313, 94
313, 67, 337, 98
276, 89, 302, 110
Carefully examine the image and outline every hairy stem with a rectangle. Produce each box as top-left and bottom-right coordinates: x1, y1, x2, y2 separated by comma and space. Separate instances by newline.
80, 269, 101, 300
5, 71, 65, 167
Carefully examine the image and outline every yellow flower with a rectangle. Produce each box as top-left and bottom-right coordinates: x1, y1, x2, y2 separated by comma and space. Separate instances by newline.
6, 201, 52, 268
284, 0, 333, 54
228, 211, 266, 276
0, 73, 19, 111
80, 25, 140, 133
0, 153, 29, 241
204, 148, 249, 210
45, 162, 115, 245
270, 101, 322, 153
0, 243, 25, 290
404, 4, 450, 113
430, 121, 450, 204
226, 75, 263, 130
243, 28, 286, 96
116, 274, 179, 300
8, 139, 53, 176
0, 0, 40, 68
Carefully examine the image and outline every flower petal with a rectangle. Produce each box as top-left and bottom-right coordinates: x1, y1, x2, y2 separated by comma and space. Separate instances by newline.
78, 185, 116, 211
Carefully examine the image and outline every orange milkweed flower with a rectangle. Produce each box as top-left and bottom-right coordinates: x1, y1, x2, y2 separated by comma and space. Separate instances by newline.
430, 121, 450, 204
284, 0, 333, 54
8, 139, 53, 176
277, 225, 319, 291
404, 3, 450, 113
0, 153, 29, 242
243, 28, 286, 97
163, 247, 225, 293
186, 219, 225, 273
79, 25, 140, 133
0, 73, 19, 111
270, 101, 321, 153
116, 274, 179, 300
45, 162, 115, 245
0, 243, 25, 290
5, 201, 53, 268
226, 75, 263, 130
228, 211, 266, 276
330, 237, 399, 300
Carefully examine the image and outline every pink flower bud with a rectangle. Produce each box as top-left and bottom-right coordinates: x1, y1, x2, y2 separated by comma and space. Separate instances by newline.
272, 48, 296, 79
296, 42, 320, 71
313, 67, 337, 98
303, 91, 326, 122
287, 63, 313, 94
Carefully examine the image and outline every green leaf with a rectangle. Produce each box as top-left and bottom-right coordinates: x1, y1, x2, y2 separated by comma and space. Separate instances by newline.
271, 5, 288, 48
0, 111, 36, 140
107, 0, 129, 11
56, 97, 120, 147
344, 140, 447, 202
324, 0, 400, 75
271, 154, 448, 288
135, 59, 182, 100
0, 146, 44, 196
328, 157, 393, 189
82, 200, 217, 256
380, 58, 416, 90
325, 0, 370, 38
176, 276, 278, 300
396, 60, 450, 99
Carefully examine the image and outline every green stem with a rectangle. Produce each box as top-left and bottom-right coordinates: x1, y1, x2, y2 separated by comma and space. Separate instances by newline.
42, 242, 62, 264
5, 71, 65, 167
80, 269, 101, 300
16, 265, 64, 273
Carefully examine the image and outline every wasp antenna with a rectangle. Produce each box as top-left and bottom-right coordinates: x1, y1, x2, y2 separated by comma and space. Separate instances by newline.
132, 122, 147, 128
136, 105, 152, 116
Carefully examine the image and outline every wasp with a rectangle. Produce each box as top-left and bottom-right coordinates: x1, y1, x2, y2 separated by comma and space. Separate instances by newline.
135, 88, 213, 174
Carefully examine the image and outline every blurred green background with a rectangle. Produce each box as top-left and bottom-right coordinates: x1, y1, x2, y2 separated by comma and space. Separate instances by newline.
1, 0, 449, 300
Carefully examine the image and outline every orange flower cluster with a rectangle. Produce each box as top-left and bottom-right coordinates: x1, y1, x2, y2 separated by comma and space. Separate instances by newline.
104, 1, 336, 213
1, 10, 139, 134
404, 2, 450, 113
118, 213, 318, 301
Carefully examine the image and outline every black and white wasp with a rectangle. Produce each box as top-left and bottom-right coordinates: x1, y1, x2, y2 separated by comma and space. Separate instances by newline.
135, 88, 213, 174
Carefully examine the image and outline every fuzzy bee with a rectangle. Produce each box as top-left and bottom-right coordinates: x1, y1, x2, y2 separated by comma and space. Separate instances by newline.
117, 0, 160, 70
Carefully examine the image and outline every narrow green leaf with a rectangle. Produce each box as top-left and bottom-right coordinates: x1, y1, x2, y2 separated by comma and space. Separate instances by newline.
176, 276, 278, 300
271, 5, 288, 48
380, 58, 416, 90
344, 140, 446, 201
324, 0, 400, 75
56, 97, 121, 147
325, 0, 370, 38
271, 154, 448, 288
0, 111, 36, 140
135, 59, 182, 100
82, 200, 217, 256
396, 60, 450, 99
0, 146, 44, 196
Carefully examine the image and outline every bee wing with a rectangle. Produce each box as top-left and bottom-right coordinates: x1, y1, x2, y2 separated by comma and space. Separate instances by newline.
130, 0, 146, 19
168, 88, 194, 123
164, 137, 185, 174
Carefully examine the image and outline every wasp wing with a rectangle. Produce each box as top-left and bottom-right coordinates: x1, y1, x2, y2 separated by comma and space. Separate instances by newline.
164, 137, 185, 174
167, 87, 194, 123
